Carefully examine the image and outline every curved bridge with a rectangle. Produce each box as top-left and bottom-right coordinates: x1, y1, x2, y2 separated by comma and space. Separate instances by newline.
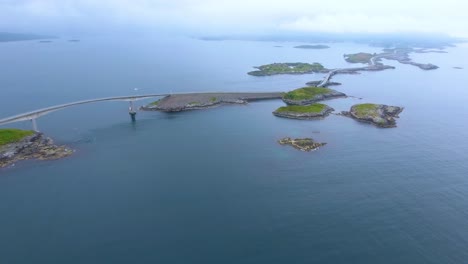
317, 69, 339, 87
0, 94, 170, 131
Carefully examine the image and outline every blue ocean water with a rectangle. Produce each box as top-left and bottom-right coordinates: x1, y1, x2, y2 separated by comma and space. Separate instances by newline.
1, 35, 468, 263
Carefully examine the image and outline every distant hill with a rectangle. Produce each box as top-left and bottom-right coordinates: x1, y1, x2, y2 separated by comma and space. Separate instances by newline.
199, 32, 463, 49
0, 32, 55, 42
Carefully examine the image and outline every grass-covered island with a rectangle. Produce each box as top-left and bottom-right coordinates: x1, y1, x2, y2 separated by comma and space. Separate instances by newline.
294, 45, 330, 49
273, 103, 334, 119
344, 52, 375, 64
0, 129, 72, 168
341, 103, 404, 128
248, 62, 326, 76
278, 137, 326, 152
283, 86, 346, 105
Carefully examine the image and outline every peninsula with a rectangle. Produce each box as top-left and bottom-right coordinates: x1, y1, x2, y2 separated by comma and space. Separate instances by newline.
142, 92, 284, 112
0, 129, 72, 168
341, 104, 404, 128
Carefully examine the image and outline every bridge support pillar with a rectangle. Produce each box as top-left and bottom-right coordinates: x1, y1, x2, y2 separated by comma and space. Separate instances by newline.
129, 111, 136, 122
31, 118, 39, 132
129, 101, 137, 122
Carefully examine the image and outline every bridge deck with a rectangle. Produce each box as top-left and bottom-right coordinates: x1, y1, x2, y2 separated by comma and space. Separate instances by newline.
0, 94, 169, 126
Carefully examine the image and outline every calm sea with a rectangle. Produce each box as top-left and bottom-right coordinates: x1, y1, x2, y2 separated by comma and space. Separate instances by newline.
1, 34, 468, 263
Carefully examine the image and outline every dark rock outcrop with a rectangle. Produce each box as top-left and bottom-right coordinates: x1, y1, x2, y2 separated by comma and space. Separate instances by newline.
278, 137, 326, 152
0, 133, 73, 168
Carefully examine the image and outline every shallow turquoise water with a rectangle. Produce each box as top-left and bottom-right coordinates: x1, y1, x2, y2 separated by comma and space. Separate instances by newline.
1, 36, 468, 263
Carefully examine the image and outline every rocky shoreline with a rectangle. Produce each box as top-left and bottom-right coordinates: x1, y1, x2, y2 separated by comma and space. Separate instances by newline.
142, 92, 284, 112
0, 132, 73, 168
340, 104, 404, 128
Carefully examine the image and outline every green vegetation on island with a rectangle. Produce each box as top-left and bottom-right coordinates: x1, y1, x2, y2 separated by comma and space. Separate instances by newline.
248, 62, 326, 76
352, 103, 380, 118
282, 86, 346, 105
275, 103, 327, 113
294, 45, 330, 49
273, 103, 334, 120
0, 129, 34, 146
283, 87, 331, 101
344, 52, 374, 64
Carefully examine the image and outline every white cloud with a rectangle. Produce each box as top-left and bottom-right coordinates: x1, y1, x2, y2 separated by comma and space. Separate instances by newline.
0, 0, 467, 37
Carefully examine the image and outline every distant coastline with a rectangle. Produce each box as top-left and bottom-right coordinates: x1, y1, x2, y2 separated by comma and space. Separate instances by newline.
0, 32, 56, 42
294, 44, 330, 49
197, 33, 462, 49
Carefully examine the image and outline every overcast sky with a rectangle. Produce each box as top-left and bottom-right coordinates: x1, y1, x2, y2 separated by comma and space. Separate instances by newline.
1, 0, 467, 37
